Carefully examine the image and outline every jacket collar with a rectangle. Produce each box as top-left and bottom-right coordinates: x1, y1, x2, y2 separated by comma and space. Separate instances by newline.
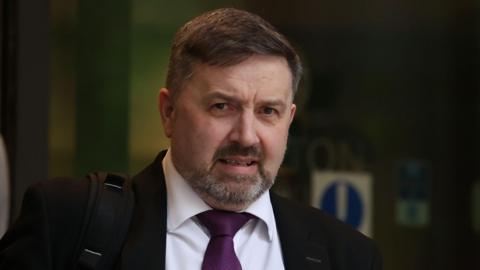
119, 151, 168, 270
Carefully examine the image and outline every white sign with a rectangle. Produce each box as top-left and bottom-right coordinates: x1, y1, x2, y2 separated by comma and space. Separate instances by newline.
311, 171, 373, 237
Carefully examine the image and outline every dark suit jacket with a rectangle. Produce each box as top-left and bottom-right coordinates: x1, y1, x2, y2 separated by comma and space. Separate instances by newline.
0, 152, 382, 270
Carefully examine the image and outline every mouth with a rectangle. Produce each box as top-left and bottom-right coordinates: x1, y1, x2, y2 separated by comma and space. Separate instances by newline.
218, 158, 258, 167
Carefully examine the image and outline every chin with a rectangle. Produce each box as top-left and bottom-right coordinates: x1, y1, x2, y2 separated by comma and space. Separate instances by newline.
199, 176, 273, 210
184, 163, 275, 210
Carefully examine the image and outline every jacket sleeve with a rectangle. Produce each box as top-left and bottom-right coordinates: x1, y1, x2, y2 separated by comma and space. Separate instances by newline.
0, 184, 53, 269
0, 179, 89, 270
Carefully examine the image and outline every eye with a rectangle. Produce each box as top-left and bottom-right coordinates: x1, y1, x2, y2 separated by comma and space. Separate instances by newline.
210, 102, 235, 116
212, 103, 228, 110
261, 107, 277, 116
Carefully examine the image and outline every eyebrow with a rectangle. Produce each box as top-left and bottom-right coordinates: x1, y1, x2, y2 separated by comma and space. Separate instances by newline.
261, 99, 287, 108
202, 91, 288, 109
202, 91, 239, 104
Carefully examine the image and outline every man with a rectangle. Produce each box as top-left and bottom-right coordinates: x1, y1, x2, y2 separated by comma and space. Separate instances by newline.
0, 8, 382, 270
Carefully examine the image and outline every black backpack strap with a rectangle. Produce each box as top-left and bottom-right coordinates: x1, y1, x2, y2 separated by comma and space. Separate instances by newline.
75, 172, 134, 270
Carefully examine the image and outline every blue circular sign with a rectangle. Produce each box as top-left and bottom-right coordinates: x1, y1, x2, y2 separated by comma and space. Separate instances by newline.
319, 181, 364, 229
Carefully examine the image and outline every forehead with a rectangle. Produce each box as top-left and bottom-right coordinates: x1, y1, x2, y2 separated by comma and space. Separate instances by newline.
184, 55, 293, 102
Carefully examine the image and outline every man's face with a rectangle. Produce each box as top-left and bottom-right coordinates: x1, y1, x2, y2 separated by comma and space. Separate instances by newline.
159, 55, 296, 211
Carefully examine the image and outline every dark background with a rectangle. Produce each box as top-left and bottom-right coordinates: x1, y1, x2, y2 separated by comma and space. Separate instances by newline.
1, 0, 479, 269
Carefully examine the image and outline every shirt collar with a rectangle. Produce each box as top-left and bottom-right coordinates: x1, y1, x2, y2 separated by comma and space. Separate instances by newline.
162, 148, 275, 241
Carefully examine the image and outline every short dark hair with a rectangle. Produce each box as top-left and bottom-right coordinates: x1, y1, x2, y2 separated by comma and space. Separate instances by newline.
165, 8, 302, 101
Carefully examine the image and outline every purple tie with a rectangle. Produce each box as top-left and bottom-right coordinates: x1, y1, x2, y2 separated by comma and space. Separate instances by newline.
197, 210, 253, 270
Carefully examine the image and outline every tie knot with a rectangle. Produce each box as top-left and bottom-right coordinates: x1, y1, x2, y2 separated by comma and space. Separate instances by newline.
197, 210, 253, 237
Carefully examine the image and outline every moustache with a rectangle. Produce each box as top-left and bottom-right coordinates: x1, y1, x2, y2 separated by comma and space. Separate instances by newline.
213, 143, 263, 161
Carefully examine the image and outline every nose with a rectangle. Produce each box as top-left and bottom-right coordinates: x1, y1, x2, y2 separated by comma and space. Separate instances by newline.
228, 110, 259, 147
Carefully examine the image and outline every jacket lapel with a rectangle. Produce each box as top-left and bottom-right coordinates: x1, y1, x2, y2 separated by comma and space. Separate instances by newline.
271, 193, 331, 270
119, 152, 168, 270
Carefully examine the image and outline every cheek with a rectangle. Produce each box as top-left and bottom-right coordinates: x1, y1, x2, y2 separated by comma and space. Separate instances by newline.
171, 111, 207, 158
175, 112, 231, 153
262, 126, 290, 162
203, 125, 236, 157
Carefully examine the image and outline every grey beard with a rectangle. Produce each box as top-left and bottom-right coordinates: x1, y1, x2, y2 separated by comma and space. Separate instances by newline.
186, 166, 274, 208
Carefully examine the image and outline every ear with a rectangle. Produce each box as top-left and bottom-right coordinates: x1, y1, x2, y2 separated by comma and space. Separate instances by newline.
158, 87, 174, 138
288, 103, 296, 125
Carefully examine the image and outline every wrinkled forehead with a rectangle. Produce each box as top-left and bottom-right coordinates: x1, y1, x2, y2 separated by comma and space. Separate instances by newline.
183, 55, 294, 102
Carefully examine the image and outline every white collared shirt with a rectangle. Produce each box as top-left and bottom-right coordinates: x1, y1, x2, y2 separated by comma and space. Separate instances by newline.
163, 149, 285, 270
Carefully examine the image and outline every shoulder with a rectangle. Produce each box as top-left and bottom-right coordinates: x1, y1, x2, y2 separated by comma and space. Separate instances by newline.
0, 177, 90, 269
271, 192, 368, 238
18, 177, 91, 228
24, 177, 90, 236
271, 193, 382, 269
29, 177, 90, 207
